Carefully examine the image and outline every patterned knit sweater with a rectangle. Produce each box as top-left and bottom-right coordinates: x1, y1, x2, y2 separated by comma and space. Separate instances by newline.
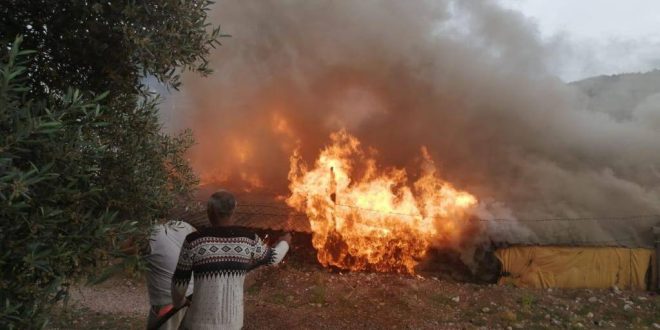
172, 226, 289, 330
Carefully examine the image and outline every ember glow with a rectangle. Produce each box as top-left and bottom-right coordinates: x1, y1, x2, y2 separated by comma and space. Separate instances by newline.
287, 131, 477, 273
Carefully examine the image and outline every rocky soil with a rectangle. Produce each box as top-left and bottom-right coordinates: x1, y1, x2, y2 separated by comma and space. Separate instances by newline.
50, 260, 659, 329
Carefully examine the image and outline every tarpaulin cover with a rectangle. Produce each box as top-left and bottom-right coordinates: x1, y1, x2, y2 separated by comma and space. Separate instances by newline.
495, 246, 654, 290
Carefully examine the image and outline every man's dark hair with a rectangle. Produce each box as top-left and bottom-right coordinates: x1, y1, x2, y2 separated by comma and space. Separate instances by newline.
207, 190, 237, 225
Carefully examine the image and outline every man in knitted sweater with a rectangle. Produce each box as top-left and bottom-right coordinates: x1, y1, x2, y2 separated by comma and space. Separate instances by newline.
171, 190, 291, 329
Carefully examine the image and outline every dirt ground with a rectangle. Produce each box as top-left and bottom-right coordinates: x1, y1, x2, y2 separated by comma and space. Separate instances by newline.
50, 258, 659, 330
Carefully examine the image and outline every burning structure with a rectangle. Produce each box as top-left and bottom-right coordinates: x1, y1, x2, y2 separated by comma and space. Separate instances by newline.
287, 130, 477, 273
169, 1, 660, 289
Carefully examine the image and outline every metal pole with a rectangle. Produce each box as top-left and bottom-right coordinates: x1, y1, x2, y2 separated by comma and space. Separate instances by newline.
148, 295, 192, 330
653, 226, 660, 292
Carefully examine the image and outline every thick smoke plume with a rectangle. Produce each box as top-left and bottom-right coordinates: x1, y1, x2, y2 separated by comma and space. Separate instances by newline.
168, 0, 660, 247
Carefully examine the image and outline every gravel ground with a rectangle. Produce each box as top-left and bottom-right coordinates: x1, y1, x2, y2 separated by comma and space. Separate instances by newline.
53, 261, 660, 330
67, 276, 149, 316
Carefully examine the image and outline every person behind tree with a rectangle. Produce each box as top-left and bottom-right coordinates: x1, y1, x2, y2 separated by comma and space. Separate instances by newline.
145, 220, 196, 329
171, 190, 291, 330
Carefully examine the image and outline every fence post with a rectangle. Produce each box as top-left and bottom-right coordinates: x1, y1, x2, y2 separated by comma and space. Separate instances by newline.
654, 225, 660, 292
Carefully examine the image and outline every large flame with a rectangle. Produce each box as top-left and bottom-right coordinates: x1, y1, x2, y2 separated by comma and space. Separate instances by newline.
287, 130, 477, 273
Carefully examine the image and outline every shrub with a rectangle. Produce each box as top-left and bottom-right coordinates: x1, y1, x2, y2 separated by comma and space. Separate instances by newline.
0, 1, 224, 327
0, 37, 137, 328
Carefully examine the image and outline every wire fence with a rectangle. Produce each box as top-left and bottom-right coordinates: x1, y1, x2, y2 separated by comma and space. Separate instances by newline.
177, 200, 658, 246
233, 201, 660, 223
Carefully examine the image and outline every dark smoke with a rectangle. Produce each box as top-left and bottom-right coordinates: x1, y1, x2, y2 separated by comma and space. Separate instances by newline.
165, 0, 660, 247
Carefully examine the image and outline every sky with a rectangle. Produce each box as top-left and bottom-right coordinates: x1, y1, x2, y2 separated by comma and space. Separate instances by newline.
498, 0, 660, 81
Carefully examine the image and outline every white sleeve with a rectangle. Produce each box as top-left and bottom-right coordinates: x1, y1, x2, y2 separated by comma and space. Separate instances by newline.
269, 241, 290, 265
251, 235, 289, 267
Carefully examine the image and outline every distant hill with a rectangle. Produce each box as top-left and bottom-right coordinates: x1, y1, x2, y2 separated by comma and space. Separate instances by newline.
570, 70, 660, 122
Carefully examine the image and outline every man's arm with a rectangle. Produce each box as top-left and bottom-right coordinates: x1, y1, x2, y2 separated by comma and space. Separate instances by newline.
171, 238, 193, 307
251, 233, 291, 268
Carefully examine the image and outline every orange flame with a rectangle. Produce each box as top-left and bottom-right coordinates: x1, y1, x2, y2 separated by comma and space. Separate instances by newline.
197, 136, 264, 191
287, 130, 477, 273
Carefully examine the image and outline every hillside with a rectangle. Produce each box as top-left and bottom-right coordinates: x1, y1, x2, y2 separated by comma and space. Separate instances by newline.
570, 70, 660, 125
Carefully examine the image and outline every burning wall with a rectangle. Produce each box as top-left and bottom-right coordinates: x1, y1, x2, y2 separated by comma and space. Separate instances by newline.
165, 0, 660, 269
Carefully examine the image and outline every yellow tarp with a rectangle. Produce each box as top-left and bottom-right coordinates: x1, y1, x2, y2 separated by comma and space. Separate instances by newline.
495, 246, 655, 290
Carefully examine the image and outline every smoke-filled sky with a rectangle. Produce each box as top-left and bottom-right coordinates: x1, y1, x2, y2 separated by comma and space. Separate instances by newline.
499, 0, 660, 81
161, 0, 660, 246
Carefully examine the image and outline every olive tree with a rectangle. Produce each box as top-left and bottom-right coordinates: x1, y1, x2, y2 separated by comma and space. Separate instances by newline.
0, 1, 225, 327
